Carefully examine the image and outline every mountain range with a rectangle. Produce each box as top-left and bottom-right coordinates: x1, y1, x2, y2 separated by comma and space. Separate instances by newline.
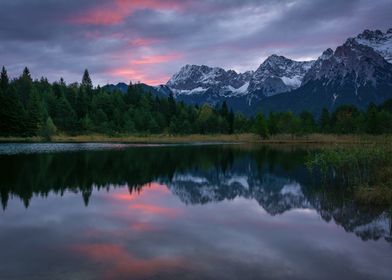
105, 28, 392, 115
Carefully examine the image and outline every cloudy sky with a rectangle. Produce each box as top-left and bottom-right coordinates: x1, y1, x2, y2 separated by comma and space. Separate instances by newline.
1, 0, 391, 85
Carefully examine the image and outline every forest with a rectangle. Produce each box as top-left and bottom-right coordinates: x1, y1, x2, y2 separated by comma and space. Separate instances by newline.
1, 66, 392, 139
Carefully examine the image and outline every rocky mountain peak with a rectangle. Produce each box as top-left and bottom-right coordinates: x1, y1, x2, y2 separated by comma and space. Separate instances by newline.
247, 54, 314, 97
303, 37, 392, 88
358, 29, 384, 40
166, 64, 252, 97
353, 28, 392, 63
320, 48, 334, 60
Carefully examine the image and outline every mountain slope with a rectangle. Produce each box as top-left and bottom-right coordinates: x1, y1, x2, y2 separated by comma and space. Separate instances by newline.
259, 34, 392, 114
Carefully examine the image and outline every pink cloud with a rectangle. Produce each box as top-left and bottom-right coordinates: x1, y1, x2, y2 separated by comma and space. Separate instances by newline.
69, 0, 189, 26
108, 67, 169, 85
130, 53, 181, 65
129, 38, 161, 47
107, 53, 179, 85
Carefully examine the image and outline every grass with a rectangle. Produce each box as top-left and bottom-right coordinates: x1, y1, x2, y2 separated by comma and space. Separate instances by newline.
0, 133, 258, 144
306, 145, 392, 206
1, 133, 392, 144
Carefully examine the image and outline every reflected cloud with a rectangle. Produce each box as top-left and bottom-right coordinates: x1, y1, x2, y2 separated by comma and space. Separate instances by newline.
72, 243, 183, 279
108, 183, 182, 224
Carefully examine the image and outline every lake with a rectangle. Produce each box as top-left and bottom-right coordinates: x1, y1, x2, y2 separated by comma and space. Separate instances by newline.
0, 143, 391, 280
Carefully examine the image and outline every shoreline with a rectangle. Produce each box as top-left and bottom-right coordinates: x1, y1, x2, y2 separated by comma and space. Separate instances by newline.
0, 133, 391, 144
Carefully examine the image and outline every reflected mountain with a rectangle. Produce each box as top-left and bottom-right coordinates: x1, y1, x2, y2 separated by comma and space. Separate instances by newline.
0, 144, 390, 242
166, 171, 311, 215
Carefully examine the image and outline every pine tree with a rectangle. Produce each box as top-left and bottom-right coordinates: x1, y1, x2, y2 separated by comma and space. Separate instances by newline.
228, 109, 234, 134
22, 67, 31, 80
25, 89, 44, 135
167, 92, 177, 120
319, 107, 330, 132
17, 67, 33, 105
53, 95, 77, 131
0, 87, 25, 135
81, 69, 93, 93
254, 113, 269, 139
75, 87, 88, 120
0, 66, 9, 91
220, 101, 229, 118
41, 117, 57, 141
300, 111, 316, 134
366, 104, 380, 134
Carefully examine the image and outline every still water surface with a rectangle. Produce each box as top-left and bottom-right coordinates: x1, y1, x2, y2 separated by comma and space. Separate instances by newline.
0, 143, 391, 279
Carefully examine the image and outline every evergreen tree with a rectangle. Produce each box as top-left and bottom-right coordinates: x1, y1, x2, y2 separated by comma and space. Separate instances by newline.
22, 67, 31, 80
300, 111, 316, 134
228, 109, 234, 134
0, 87, 25, 135
253, 113, 269, 139
75, 87, 88, 120
81, 69, 92, 90
0, 66, 9, 90
41, 117, 57, 141
125, 82, 139, 105
267, 112, 278, 134
25, 89, 44, 135
167, 92, 177, 121
17, 67, 33, 105
50, 94, 77, 131
220, 101, 229, 118
366, 104, 380, 134
319, 107, 330, 132
81, 114, 94, 132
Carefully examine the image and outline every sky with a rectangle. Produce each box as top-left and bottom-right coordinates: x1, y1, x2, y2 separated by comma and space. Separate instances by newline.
0, 0, 391, 86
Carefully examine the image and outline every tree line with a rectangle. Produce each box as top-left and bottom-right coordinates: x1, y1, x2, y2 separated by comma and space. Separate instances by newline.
253, 101, 392, 138
1, 66, 392, 138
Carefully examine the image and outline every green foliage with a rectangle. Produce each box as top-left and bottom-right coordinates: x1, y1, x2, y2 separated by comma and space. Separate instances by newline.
2, 66, 392, 138
25, 89, 45, 136
41, 117, 57, 141
299, 111, 316, 134
253, 113, 269, 139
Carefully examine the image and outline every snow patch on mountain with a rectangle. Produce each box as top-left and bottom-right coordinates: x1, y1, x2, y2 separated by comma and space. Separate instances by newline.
354, 29, 392, 63
171, 87, 208, 95
281, 76, 302, 88
225, 82, 250, 96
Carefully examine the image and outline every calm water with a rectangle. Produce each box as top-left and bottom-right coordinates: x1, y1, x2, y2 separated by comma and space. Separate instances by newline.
0, 143, 391, 280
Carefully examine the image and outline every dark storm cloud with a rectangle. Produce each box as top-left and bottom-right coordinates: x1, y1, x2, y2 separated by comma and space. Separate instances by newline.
0, 0, 391, 85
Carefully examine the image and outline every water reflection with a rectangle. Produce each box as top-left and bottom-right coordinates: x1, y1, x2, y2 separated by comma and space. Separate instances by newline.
0, 144, 390, 243
0, 144, 391, 279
